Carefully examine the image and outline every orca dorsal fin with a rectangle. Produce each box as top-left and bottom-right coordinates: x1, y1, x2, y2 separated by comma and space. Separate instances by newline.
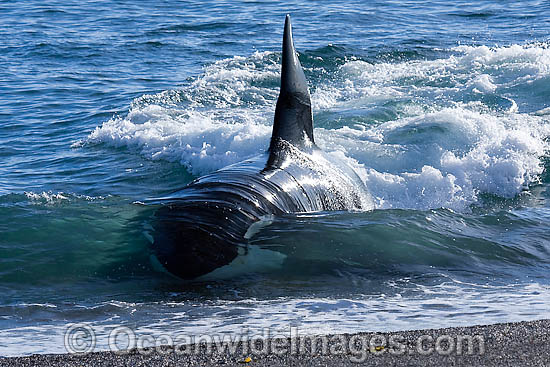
269, 15, 315, 154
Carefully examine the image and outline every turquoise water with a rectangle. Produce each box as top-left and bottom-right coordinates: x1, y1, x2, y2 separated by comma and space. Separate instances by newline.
1, 0, 550, 356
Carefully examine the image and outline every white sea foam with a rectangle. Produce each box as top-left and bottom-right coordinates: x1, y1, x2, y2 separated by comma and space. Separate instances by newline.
25, 191, 69, 203
3, 280, 549, 356
23, 191, 106, 204
83, 44, 550, 211
319, 108, 549, 210
87, 107, 272, 175
314, 43, 550, 111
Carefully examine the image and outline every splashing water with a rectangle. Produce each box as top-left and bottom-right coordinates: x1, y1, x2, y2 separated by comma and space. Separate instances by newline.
1, 0, 550, 357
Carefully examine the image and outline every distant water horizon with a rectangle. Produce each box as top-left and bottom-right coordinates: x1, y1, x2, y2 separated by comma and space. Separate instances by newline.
1, 0, 549, 356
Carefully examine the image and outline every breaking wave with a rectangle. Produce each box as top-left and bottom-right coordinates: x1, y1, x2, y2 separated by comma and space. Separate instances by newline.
82, 44, 550, 211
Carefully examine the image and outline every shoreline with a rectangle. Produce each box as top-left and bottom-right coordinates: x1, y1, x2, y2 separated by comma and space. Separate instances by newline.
2, 319, 550, 366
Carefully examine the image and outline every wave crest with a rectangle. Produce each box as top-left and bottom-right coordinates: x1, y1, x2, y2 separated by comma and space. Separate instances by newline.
82, 44, 550, 210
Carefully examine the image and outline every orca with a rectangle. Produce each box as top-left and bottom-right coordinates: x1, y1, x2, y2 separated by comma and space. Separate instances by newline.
151, 15, 374, 279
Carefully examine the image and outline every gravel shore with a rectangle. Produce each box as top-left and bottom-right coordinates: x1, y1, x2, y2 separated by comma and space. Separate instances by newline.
2, 319, 550, 366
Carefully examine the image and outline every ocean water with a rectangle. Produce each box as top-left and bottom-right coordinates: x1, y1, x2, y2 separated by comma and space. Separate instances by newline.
1, 0, 550, 356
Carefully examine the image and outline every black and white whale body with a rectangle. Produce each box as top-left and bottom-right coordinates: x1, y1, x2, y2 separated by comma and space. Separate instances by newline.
151, 15, 373, 279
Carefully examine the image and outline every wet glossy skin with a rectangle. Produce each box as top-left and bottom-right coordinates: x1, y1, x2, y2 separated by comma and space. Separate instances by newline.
151, 144, 373, 279
150, 16, 375, 280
